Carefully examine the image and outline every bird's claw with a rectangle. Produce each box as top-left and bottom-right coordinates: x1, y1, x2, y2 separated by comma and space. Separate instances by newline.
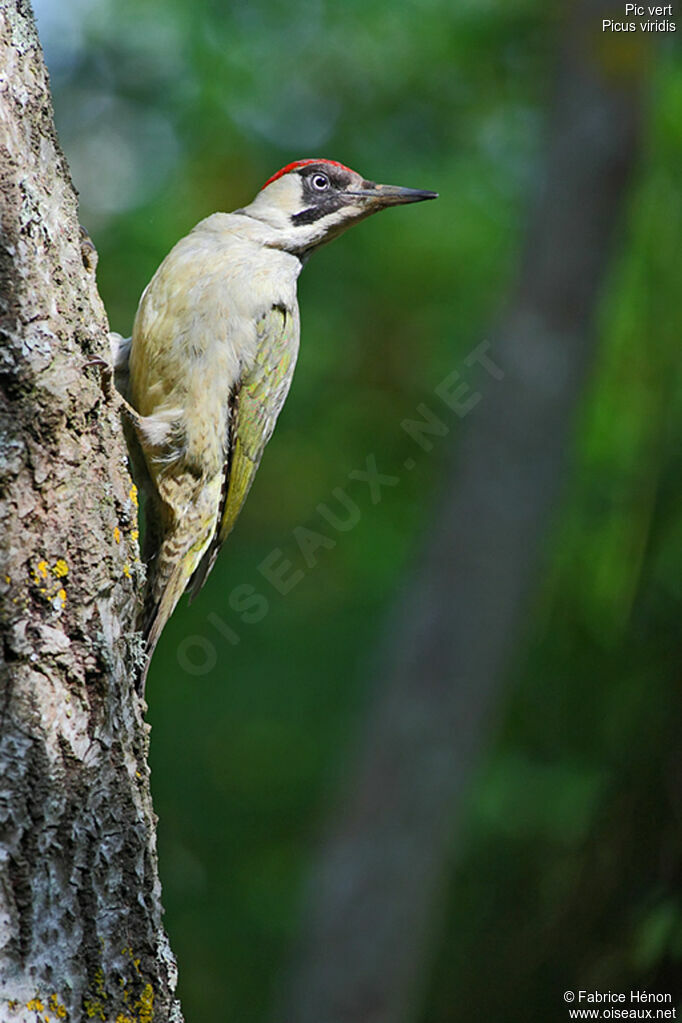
83, 354, 116, 399
83, 355, 111, 371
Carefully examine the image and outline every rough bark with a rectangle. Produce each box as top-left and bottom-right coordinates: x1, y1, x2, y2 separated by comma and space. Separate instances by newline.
0, 3, 181, 1020
277, 4, 648, 1022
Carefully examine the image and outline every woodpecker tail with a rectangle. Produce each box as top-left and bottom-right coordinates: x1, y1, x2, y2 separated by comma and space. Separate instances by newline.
138, 536, 205, 689
139, 555, 190, 678
137, 474, 222, 688
138, 533, 206, 685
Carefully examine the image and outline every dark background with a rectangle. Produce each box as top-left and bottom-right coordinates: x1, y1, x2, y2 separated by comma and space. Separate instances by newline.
34, 0, 682, 1019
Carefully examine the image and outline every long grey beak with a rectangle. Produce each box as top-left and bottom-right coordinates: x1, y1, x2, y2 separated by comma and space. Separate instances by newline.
348, 183, 438, 207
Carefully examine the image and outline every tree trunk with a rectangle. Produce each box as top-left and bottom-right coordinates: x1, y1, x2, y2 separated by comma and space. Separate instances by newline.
0, 3, 181, 1020
276, 3, 648, 1022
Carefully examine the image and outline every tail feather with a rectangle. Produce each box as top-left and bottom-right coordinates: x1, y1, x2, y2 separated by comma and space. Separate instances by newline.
139, 559, 189, 667
137, 487, 220, 687
187, 544, 219, 604
137, 548, 198, 690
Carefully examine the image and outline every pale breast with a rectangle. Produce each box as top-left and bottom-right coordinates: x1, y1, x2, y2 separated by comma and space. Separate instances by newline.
129, 219, 301, 482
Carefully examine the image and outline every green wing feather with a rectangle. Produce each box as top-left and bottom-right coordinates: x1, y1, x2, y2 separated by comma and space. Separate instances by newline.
188, 304, 299, 599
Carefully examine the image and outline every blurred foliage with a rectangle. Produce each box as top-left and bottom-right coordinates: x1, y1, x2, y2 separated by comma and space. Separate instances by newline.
35, 0, 682, 1019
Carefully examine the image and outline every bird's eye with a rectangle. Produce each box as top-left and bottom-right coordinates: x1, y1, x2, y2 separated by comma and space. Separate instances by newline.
311, 173, 329, 191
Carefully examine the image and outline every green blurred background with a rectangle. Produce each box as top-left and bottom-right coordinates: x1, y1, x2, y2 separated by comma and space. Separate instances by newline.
34, 0, 682, 1019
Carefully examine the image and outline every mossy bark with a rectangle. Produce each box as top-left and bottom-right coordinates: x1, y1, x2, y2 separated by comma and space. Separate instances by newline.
0, 2, 181, 1020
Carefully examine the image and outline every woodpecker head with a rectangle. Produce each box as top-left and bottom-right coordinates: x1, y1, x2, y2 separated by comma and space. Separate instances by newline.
241, 159, 438, 257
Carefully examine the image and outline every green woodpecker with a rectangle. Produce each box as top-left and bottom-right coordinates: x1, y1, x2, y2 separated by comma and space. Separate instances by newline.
115, 159, 437, 675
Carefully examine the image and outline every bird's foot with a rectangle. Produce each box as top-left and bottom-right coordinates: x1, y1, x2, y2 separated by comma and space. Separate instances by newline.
84, 356, 142, 428
79, 226, 98, 273
83, 354, 115, 398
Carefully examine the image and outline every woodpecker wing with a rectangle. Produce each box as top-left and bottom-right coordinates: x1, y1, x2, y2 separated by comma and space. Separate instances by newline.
188, 303, 299, 599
